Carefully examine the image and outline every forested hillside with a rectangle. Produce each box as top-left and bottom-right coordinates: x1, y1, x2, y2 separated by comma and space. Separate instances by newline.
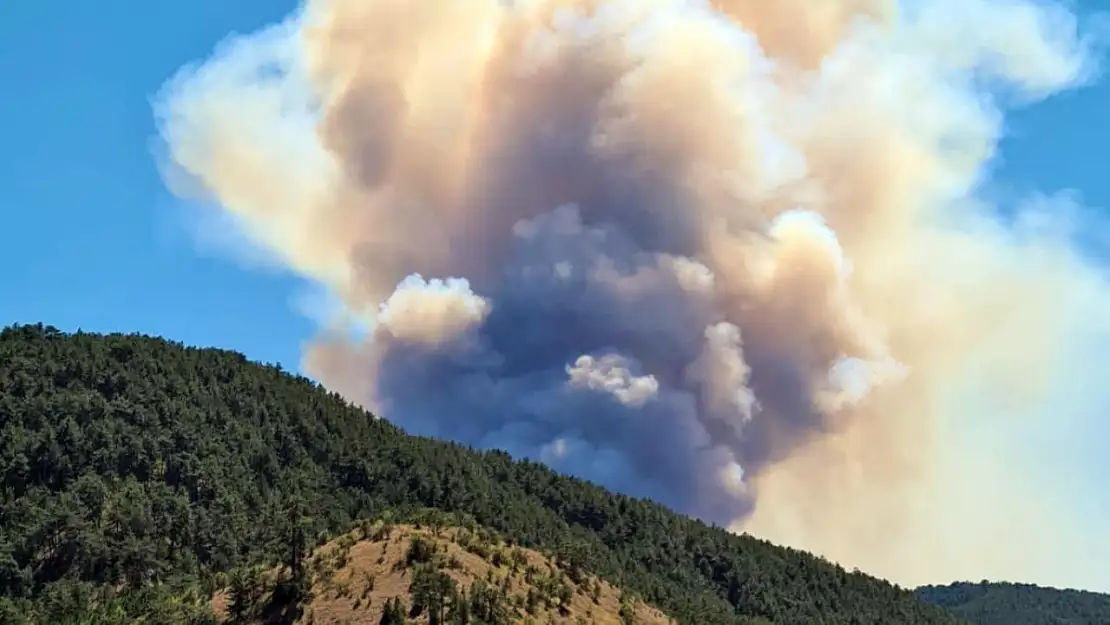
917, 582, 1110, 625
0, 323, 964, 624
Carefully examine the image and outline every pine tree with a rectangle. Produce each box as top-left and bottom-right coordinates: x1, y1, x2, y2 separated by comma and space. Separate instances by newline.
619, 590, 638, 625
227, 567, 261, 624
380, 596, 407, 625
411, 564, 456, 625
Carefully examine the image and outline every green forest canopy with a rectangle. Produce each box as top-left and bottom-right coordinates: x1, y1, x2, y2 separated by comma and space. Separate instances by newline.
2, 322, 969, 624
916, 582, 1110, 625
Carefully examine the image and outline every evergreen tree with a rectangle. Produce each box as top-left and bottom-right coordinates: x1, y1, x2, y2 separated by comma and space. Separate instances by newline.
410, 563, 457, 624
380, 596, 407, 625
227, 567, 262, 624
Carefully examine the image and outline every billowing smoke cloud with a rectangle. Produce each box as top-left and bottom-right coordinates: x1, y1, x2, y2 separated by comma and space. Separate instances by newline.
155, 0, 1110, 591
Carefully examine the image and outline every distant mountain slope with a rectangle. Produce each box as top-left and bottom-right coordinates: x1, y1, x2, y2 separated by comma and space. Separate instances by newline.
917, 582, 1110, 625
0, 323, 962, 624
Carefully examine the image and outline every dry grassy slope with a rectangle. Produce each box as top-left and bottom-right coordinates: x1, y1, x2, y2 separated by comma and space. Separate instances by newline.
212, 523, 677, 624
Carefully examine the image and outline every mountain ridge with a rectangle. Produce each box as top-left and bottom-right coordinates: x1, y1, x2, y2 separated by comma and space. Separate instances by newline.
0, 322, 965, 623
915, 581, 1110, 625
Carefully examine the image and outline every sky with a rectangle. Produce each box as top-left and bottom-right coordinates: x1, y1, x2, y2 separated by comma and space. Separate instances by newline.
1, 0, 306, 368
3, 0, 1110, 592
2, 0, 1108, 371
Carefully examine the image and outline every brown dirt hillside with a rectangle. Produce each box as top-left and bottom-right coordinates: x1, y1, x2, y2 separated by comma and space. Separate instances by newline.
211, 521, 677, 624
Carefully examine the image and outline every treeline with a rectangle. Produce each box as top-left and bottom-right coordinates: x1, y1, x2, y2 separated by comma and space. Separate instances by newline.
0, 323, 964, 624
917, 582, 1110, 625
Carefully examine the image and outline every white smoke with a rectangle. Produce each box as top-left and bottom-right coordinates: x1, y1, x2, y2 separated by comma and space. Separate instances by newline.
155, 0, 1110, 591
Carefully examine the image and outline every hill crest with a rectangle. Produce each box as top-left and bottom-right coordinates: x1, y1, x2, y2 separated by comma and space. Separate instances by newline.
211, 520, 676, 624
0, 323, 962, 624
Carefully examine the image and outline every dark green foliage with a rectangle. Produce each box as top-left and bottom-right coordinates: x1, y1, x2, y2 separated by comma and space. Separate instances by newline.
465, 579, 511, 624
917, 581, 1110, 625
227, 567, 263, 623
620, 590, 638, 625
0, 323, 964, 624
379, 596, 407, 624
0, 578, 218, 624
404, 536, 438, 568
409, 563, 457, 624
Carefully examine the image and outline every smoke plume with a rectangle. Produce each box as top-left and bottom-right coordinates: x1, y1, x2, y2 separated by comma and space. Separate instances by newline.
156, 0, 1110, 590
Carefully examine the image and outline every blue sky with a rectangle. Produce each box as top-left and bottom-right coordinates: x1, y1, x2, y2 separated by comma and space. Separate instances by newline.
2, 0, 1108, 371
0, 0, 305, 368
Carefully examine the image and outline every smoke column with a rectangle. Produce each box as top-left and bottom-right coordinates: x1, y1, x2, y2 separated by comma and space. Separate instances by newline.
156, 0, 1110, 590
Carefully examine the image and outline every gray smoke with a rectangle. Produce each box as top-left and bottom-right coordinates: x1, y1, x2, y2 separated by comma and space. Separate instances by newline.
155, 0, 1110, 590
